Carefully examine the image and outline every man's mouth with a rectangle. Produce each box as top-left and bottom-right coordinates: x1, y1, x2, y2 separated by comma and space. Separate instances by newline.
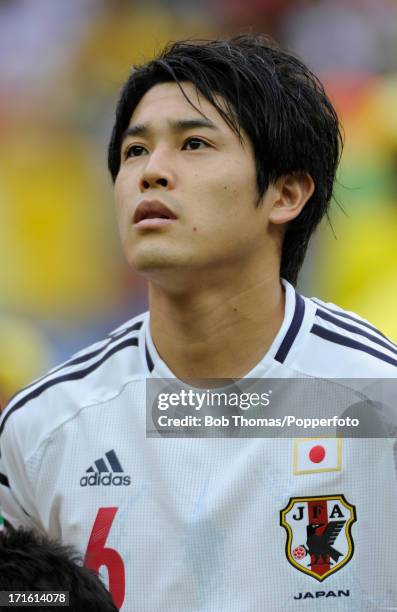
133, 200, 178, 227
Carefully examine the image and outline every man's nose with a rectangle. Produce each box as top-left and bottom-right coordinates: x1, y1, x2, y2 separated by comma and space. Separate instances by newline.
139, 150, 176, 192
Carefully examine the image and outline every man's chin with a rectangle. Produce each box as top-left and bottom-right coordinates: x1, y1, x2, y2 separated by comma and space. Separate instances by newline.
128, 249, 184, 273
127, 249, 207, 292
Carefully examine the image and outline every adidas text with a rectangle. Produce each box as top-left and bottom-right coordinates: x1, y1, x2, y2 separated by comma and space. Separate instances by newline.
80, 473, 131, 487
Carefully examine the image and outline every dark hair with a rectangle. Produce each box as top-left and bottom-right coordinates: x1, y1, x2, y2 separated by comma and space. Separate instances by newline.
0, 528, 118, 611
108, 34, 342, 285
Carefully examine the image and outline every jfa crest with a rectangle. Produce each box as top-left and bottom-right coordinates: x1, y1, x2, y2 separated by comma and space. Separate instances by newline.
280, 495, 356, 581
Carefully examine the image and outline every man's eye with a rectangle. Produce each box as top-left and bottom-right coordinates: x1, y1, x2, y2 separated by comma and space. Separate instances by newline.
183, 138, 209, 151
124, 145, 148, 158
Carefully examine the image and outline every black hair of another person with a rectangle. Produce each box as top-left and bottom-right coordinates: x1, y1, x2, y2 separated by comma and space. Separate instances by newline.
0, 528, 118, 611
108, 34, 343, 286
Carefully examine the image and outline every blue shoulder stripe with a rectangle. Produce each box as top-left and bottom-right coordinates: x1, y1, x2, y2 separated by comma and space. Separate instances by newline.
275, 292, 305, 363
315, 309, 397, 356
4, 321, 143, 409
311, 324, 397, 367
0, 336, 139, 437
0, 472, 10, 487
311, 299, 396, 347
145, 340, 155, 372
52, 321, 143, 372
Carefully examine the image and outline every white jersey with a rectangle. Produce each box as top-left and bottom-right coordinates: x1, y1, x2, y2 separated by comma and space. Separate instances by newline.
1, 280, 396, 611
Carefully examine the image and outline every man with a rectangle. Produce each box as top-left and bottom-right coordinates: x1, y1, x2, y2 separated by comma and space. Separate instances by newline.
0, 528, 118, 611
0, 35, 396, 611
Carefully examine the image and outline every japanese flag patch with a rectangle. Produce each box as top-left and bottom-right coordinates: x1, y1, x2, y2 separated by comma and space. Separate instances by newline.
293, 438, 342, 475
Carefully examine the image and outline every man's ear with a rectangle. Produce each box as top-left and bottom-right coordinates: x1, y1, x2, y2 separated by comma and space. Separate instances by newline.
268, 172, 315, 225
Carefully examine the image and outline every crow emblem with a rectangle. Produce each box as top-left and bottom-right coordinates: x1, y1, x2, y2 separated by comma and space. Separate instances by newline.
306, 520, 345, 564
280, 495, 356, 581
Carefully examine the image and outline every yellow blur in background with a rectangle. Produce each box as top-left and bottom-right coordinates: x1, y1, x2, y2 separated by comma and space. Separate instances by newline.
313, 74, 397, 340
0, 313, 53, 408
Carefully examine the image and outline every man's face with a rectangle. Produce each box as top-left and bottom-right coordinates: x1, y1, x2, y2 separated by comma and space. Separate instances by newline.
114, 82, 277, 285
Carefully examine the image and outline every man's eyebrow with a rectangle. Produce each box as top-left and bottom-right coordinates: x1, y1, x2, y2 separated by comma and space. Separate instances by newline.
170, 118, 218, 131
121, 118, 218, 142
122, 123, 149, 141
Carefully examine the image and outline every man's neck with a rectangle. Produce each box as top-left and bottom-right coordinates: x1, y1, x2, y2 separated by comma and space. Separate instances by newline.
148, 272, 285, 381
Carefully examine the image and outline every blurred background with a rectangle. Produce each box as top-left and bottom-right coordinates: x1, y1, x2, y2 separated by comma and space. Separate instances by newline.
1, 0, 397, 405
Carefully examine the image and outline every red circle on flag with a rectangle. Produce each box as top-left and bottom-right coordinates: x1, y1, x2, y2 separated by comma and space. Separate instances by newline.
309, 445, 326, 463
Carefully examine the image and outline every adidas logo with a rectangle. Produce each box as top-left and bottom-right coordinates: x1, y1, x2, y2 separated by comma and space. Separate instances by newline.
80, 449, 131, 487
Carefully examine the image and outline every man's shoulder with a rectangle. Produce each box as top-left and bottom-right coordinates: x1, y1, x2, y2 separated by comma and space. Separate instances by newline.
294, 294, 397, 378
0, 312, 148, 444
